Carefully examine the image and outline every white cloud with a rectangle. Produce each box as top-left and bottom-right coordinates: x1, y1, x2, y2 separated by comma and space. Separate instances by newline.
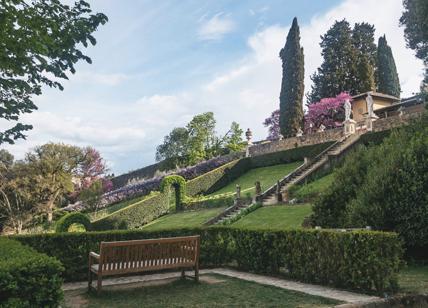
198, 12, 235, 41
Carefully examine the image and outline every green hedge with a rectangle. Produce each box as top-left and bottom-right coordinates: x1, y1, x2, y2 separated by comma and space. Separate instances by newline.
12, 227, 402, 293
183, 194, 235, 210
0, 238, 64, 307
55, 212, 92, 233
91, 192, 169, 231
160, 175, 186, 210
250, 142, 333, 168
185, 159, 242, 196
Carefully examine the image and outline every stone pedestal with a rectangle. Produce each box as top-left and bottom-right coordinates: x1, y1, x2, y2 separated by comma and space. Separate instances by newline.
343, 119, 356, 136
365, 115, 378, 132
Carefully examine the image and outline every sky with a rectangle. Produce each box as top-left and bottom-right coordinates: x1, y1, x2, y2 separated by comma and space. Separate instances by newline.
0, 0, 425, 175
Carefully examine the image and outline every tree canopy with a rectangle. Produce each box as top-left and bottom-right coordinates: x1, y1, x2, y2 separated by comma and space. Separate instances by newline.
377, 35, 401, 97
0, 0, 108, 144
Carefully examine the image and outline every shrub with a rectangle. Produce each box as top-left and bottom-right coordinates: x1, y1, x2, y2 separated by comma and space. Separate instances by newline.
55, 212, 92, 233
12, 227, 402, 293
0, 238, 64, 307
160, 175, 186, 210
313, 113, 428, 257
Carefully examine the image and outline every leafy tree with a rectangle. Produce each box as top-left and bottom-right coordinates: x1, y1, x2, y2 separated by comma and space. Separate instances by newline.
0, 150, 14, 168
78, 179, 104, 217
263, 109, 281, 140
78, 147, 108, 189
400, 0, 428, 94
0, 0, 108, 144
25, 143, 84, 222
377, 35, 401, 97
279, 17, 304, 137
0, 160, 35, 234
308, 20, 357, 103
156, 127, 190, 169
156, 113, 244, 168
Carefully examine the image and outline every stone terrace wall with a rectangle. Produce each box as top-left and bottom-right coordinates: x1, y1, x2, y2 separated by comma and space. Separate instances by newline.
372, 110, 423, 132
249, 128, 343, 157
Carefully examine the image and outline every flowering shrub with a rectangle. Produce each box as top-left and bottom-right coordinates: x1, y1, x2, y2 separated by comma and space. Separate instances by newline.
304, 92, 351, 132
263, 109, 281, 140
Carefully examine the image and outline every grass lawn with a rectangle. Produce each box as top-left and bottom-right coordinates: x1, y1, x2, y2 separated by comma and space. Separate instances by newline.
210, 161, 302, 197
142, 207, 226, 231
398, 264, 428, 294
289, 173, 334, 202
67, 274, 340, 308
232, 204, 313, 230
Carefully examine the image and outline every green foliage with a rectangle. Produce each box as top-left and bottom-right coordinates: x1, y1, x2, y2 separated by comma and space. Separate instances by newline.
183, 194, 235, 210
160, 175, 187, 210
313, 113, 428, 255
0, 238, 64, 307
55, 212, 91, 233
0, 149, 14, 167
0, 0, 108, 144
308, 20, 380, 103
377, 35, 401, 97
156, 112, 245, 169
91, 192, 169, 231
279, 17, 304, 137
79, 179, 104, 213
289, 173, 335, 203
12, 228, 403, 293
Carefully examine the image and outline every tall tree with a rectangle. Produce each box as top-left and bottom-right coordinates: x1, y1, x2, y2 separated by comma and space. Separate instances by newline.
308, 20, 357, 103
352, 23, 376, 93
400, 0, 428, 94
0, 0, 108, 144
279, 17, 304, 137
377, 35, 401, 97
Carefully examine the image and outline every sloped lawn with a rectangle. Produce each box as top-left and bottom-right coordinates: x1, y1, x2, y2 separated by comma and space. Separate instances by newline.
231, 204, 312, 230
67, 274, 340, 308
142, 207, 226, 231
210, 161, 302, 197
289, 173, 334, 202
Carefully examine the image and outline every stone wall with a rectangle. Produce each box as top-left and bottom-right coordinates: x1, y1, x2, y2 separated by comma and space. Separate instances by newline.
249, 128, 343, 157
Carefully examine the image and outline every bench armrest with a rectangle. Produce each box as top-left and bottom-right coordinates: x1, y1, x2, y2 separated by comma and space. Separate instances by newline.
89, 252, 100, 260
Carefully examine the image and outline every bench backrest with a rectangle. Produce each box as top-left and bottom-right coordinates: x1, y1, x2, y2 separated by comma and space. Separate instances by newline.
98, 235, 200, 274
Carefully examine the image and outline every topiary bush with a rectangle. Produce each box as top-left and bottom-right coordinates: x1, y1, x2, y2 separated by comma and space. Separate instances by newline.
12, 227, 402, 294
160, 175, 187, 210
313, 112, 428, 258
55, 212, 92, 233
0, 238, 64, 307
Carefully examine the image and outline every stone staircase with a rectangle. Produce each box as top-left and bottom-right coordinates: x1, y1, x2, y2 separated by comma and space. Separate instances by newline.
260, 134, 360, 206
204, 199, 252, 226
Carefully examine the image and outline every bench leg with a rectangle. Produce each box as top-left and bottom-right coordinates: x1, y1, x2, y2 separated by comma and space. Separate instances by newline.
195, 263, 199, 282
88, 270, 92, 291
181, 269, 185, 279
97, 275, 102, 293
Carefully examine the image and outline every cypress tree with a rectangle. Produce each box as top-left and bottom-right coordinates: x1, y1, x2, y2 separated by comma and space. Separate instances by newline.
352, 22, 376, 93
307, 20, 357, 104
377, 35, 401, 97
279, 17, 304, 138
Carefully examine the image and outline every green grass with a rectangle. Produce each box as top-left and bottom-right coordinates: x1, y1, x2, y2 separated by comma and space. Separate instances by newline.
142, 207, 226, 231
289, 173, 335, 202
210, 161, 302, 197
70, 274, 340, 308
232, 204, 313, 230
398, 264, 428, 294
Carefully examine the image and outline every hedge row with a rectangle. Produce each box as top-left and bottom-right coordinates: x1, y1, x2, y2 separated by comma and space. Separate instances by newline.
183, 195, 235, 211
13, 227, 402, 293
0, 238, 64, 307
91, 192, 169, 230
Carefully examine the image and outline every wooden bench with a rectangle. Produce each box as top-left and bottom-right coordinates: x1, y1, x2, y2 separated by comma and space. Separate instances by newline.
88, 235, 200, 292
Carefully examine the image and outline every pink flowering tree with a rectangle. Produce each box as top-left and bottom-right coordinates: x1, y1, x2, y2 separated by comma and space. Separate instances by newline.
304, 92, 351, 132
263, 109, 281, 140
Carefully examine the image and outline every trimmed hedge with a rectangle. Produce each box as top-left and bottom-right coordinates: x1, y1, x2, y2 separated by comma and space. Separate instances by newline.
12, 227, 402, 293
160, 175, 186, 210
0, 238, 64, 307
183, 195, 235, 211
55, 212, 91, 233
92, 192, 169, 230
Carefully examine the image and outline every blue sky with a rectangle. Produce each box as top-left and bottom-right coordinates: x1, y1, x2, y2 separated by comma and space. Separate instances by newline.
1, 0, 424, 175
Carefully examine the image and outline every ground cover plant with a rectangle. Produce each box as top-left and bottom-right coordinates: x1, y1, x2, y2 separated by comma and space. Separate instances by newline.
209, 161, 302, 197
231, 204, 312, 230
289, 173, 334, 202
65, 274, 340, 308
